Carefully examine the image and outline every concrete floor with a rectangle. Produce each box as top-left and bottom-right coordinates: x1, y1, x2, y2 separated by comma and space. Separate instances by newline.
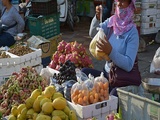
60, 16, 160, 80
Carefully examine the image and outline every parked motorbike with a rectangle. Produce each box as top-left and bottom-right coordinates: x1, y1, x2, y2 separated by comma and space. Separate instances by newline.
57, 0, 79, 31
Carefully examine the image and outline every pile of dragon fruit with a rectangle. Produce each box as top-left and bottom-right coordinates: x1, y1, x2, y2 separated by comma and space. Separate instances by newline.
49, 40, 93, 70
0, 67, 48, 117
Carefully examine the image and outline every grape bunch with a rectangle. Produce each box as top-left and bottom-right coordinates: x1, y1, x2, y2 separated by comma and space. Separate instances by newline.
52, 60, 77, 85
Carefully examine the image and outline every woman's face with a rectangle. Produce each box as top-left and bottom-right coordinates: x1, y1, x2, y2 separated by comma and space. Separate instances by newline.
116, 0, 131, 9
1, 0, 9, 6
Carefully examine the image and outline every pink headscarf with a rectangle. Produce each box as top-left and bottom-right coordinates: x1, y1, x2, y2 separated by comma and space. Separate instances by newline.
108, 0, 136, 35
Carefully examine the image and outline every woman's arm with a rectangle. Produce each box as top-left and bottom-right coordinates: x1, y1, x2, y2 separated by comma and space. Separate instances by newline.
13, 8, 25, 33
109, 27, 139, 72
89, 15, 100, 38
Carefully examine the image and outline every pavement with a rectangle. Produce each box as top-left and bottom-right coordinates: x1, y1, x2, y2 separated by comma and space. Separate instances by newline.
60, 16, 160, 80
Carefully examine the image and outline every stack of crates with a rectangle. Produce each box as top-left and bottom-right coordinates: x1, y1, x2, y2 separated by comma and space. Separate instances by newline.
140, 0, 158, 34
156, 0, 160, 31
27, 0, 61, 67
28, 0, 60, 39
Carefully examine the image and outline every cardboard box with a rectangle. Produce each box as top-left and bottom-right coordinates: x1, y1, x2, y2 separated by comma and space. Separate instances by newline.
67, 95, 118, 119
27, 35, 51, 58
48, 34, 62, 55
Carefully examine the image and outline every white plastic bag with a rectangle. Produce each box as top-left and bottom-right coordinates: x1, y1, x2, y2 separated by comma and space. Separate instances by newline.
89, 28, 110, 61
150, 47, 160, 74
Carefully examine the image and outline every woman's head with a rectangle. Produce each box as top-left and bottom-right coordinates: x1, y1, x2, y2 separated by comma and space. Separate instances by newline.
116, 0, 131, 9
115, 0, 136, 9
107, 0, 136, 35
2, 0, 12, 6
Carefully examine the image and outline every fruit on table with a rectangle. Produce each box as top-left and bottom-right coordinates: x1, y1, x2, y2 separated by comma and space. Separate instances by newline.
42, 102, 54, 115
52, 110, 67, 120
8, 114, 16, 120
36, 114, 51, 120
8, 86, 78, 120
43, 86, 56, 99
52, 92, 63, 100
0, 66, 48, 117
25, 97, 35, 109
30, 89, 42, 101
69, 110, 77, 120
40, 98, 52, 108
52, 116, 61, 120
11, 106, 18, 117
53, 97, 67, 110
49, 41, 93, 70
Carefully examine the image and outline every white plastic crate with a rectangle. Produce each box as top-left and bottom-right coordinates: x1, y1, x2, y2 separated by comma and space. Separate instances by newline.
67, 95, 118, 120
140, 27, 158, 34
20, 57, 42, 68
155, 22, 160, 28
117, 86, 160, 120
0, 64, 21, 76
141, 22, 155, 29
0, 51, 20, 66
141, 2, 157, 9
0, 74, 11, 86
141, 15, 156, 22
33, 64, 43, 74
18, 48, 42, 63
141, 0, 157, 3
157, 13, 160, 19
156, 19, 160, 23
141, 9, 157, 15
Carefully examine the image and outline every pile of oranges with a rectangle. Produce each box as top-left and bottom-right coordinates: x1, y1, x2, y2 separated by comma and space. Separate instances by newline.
71, 81, 109, 106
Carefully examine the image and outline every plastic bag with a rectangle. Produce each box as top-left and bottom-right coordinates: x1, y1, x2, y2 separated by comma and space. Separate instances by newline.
150, 47, 160, 74
71, 81, 89, 106
89, 28, 110, 61
94, 72, 109, 101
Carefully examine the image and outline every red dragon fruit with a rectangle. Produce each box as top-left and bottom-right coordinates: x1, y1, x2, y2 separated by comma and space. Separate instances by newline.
57, 40, 67, 53
71, 41, 81, 52
58, 54, 66, 64
81, 54, 93, 68
65, 42, 72, 54
70, 51, 81, 67
65, 53, 73, 62
49, 60, 57, 69
55, 65, 60, 70
52, 51, 61, 64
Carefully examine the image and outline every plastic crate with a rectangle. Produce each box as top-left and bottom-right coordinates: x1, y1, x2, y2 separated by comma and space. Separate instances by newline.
67, 96, 118, 120
117, 86, 160, 120
31, 0, 57, 15
28, 13, 60, 39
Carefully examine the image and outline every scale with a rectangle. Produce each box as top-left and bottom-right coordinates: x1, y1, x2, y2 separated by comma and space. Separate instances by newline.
142, 78, 160, 102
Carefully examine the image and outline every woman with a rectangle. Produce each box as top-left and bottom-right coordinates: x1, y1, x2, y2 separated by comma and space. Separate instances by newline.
82, 0, 141, 96
0, 0, 25, 47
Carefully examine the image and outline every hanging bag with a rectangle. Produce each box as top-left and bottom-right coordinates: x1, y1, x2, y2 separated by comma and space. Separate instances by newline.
89, 7, 110, 61
109, 57, 142, 87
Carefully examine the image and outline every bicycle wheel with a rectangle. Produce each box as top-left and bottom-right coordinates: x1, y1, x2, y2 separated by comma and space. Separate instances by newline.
67, 10, 74, 31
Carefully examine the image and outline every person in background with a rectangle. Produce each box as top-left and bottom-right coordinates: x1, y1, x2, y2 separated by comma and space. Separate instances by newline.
0, 0, 25, 47
82, 0, 141, 96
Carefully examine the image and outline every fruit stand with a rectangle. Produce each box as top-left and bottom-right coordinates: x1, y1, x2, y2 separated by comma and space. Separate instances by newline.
0, 39, 119, 120
1, 0, 160, 119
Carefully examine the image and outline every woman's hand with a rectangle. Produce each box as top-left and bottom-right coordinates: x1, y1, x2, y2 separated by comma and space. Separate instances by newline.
95, 5, 102, 21
96, 37, 112, 55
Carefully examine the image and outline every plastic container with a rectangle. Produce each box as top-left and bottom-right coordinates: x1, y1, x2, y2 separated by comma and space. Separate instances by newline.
28, 13, 60, 39
31, 0, 57, 15
117, 86, 160, 120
